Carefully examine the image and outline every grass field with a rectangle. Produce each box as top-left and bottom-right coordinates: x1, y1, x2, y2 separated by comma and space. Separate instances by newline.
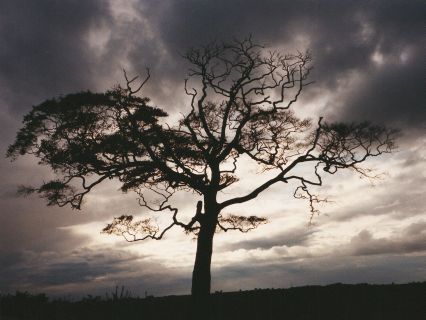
1, 282, 425, 320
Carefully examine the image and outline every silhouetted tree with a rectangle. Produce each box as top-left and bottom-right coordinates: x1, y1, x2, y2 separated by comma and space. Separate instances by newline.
7, 38, 397, 298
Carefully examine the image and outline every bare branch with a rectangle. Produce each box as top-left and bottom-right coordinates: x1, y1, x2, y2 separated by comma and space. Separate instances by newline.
217, 214, 268, 233
123, 68, 151, 96
293, 180, 330, 223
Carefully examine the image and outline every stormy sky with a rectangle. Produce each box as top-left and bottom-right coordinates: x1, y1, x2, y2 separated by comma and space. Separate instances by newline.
0, 0, 424, 297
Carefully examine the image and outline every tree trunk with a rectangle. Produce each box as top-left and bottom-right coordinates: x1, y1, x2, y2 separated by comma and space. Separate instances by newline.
191, 201, 218, 297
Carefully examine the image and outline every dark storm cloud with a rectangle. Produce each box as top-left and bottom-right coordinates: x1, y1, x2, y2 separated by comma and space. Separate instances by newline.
337, 48, 425, 126
1, 0, 422, 123
221, 226, 317, 251
1, 0, 422, 124
130, 0, 424, 127
0, 0, 112, 114
140, 0, 299, 49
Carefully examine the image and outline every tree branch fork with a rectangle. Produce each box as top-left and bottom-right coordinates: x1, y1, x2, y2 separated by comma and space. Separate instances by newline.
7, 37, 397, 245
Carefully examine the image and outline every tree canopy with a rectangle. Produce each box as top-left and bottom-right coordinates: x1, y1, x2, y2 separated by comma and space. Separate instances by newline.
7, 38, 397, 296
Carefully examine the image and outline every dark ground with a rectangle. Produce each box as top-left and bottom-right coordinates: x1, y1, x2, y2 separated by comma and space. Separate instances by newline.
1, 282, 425, 320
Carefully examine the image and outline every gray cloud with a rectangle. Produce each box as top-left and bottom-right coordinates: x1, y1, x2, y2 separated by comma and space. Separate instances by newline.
1, 0, 423, 125
220, 225, 317, 251
336, 48, 425, 127
327, 146, 426, 222
0, 205, 85, 255
0, 245, 190, 296
212, 254, 426, 292
0, 0, 113, 115
348, 221, 426, 256
331, 188, 426, 222
129, 0, 425, 128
